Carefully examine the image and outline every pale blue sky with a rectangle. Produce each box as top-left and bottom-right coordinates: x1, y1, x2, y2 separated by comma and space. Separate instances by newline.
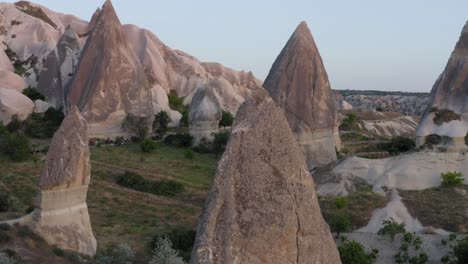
7, 0, 467, 92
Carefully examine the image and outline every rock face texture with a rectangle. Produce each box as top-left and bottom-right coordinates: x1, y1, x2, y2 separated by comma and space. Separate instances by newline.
151, 85, 182, 127
31, 106, 96, 256
0, 70, 26, 92
37, 26, 81, 109
189, 82, 222, 143
416, 21, 468, 151
191, 89, 341, 264
0, 87, 33, 124
67, 0, 153, 138
264, 22, 339, 169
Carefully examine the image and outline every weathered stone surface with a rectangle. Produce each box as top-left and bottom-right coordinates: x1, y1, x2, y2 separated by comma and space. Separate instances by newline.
0, 87, 33, 124
67, 0, 153, 138
151, 85, 181, 127
0, 70, 26, 91
37, 25, 81, 109
33, 99, 51, 113
191, 89, 341, 264
416, 21, 468, 150
189, 81, 223, 143
31, 106, 96, 256
264, 21, 339, 168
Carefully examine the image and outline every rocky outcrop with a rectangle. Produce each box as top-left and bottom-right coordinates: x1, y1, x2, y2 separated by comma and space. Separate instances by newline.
416, 21, 468, 151
30, 106, 96, 256
0, 87, 33, 124
0, 70, 26, 92
189, 82, 222, 144
353, 111, 420, 138
341, 94, 429, 116
33, 99, 51, 114
264, 22, 339, 169
37, 25, 81, 109
67, 0, 153, 138
191, 89, 341, 264
151, 85, 181, 127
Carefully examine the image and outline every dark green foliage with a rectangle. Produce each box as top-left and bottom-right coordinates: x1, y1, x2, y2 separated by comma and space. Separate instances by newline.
465, 132, 468, 146
53, 247, 64, 256
378, 218, 405, 240
212, 131, 229, 155
152, 229, 196, 262
23, 107, 64, 138
219, 111, 234, 127
334, 197, 348, 209
22, 87, 45, 101
168, 91, 185, 112
433, 109, 461, 125
441, 172, 464, 188
6, 116, 22, 133
164, 133, 193, 148
184, 149, 194, 160
338, 240, 378, 264
426, 134, 442, 145
0, 230, 11, 243
3, 133, 31, 161
121, 113, 149, 141
140, 139, 157, 153
340, 113, 358, 131
453, 237, 468, 264
329, 212, 351, 238
180, 109, 189, 127
0, 193, 11, 212
382, 137, 415, 155
409, 253, 428, 264
153, 111, 170, 135
193, 137, 212, 154
116, 171, 184, 197
0, 122, 7, 136
115, 136, 124, 146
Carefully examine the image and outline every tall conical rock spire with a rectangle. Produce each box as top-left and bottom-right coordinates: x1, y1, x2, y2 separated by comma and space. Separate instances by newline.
264, 21, 339, 168
67, 0, 153, 138
190, 89, 341, 264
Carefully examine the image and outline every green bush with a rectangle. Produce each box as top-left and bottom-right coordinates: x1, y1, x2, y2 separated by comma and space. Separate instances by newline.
180, 109, 189, 127
193, 137, 212, 154
0, 122, 7, 136
452, 237, 468, 264
184, 149, 194, 160
212, 131, 229, 155
441, 171, 464, 188
383, 137, 415, 155
6, 116, 22, 133
168, 91, 185, 112
338, 240, 378, 264
22, 87, 45, 101
153, 111, 170, 135
121, 113, 149, 141
219, 111, 234, 127
433, 109, 461, 125
115, 136, 124, 146
116, 171, 184, 197
140, 139, 157, 153
340, 113, 358, 131
4, 133, 31, 161
53, 247, 64, 256
164, 133, 193, 148
0, 193, 11, 212
23, 107, 64, 138
377, 218, 405, 241
328, 212, 351, 238
334, 197, 348, 209
149, 236, 185, 264
152, 229, 196, 262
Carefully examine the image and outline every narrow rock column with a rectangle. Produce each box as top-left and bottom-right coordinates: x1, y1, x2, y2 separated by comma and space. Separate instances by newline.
189, 84, 222, 145
191, 89, 341, 264
31, 106, 97, 256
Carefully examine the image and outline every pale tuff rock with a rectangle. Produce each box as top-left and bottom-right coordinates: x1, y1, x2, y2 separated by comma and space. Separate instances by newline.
33, 99, 51, 114
0, 87, 33, 124
0, 48, 14, 71
67, 0, 153, 138
191, 89, 341, 264
0, 70, 26, 92
37, 25, 81, 109
264, 21, 339, 169
31, 106, 97, 256
151, 85, 182, 127
355, 112, 419, 138
189, 82, 222, 143
339, 99, 353, 111
416, 21, 468, 150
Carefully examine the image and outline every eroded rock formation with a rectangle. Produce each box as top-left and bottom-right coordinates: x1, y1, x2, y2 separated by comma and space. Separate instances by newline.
0, 87, 33, 124
264, 21, 339, 169
191, 89, 341, 264
67, 0, 153, 138
416, 21, 468, 151
31, 106, 96, 256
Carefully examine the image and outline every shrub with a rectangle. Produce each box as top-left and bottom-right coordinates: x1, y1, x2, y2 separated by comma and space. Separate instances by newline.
334, 197, 348, 209
441, 171, 464, 188
0, 122, 7, 136
193, 137, 212, 154
465, 132, 468, 146
116, 171, 184, 197
180, 109, 189, 127
433, 109, 461, 125
4, 133, 31, 161
53, 247, 64, 256
121, 113, 149, 140
383, 137, 415, 155
149, 236, 185, 264
338, 240, 378, 264
212, 131, 229, 155
6, 115, 22, 133
426, 134, 442, 145
22, 87, 45, 101
377, 218, 405, 241
153, 111, 170, 135
184, 149, 194, 160
23, 108, 64, 138
115, 136, 124, 146
340, 113, 358, 131
452, 237, 468, 264
219, 111, 234, 127
0, 193, 11, 212
140, 139, 157, 153
95, 243, 135, 264
328, 212, 351, 238
152, 229, 196, 262
168, 91, 185, 113
164, 133, 193, 148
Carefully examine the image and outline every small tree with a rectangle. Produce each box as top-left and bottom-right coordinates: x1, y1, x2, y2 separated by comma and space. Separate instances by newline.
121, 113, 149, 141
338, 240, 378, 264
219, 111, 234, 127
4, 133, 31, 161
441, 171, 464, 188
377, 218, 405, 241
149, 236, 185, 264
184, 149, 194, 160
212, 131, 230, 156
329, 212, 351, 238
180, 109, 189, 127
153, 111, 170, 135
141, 139, 157, 153
6, 115, 22, 133
22, 87, 45, 101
